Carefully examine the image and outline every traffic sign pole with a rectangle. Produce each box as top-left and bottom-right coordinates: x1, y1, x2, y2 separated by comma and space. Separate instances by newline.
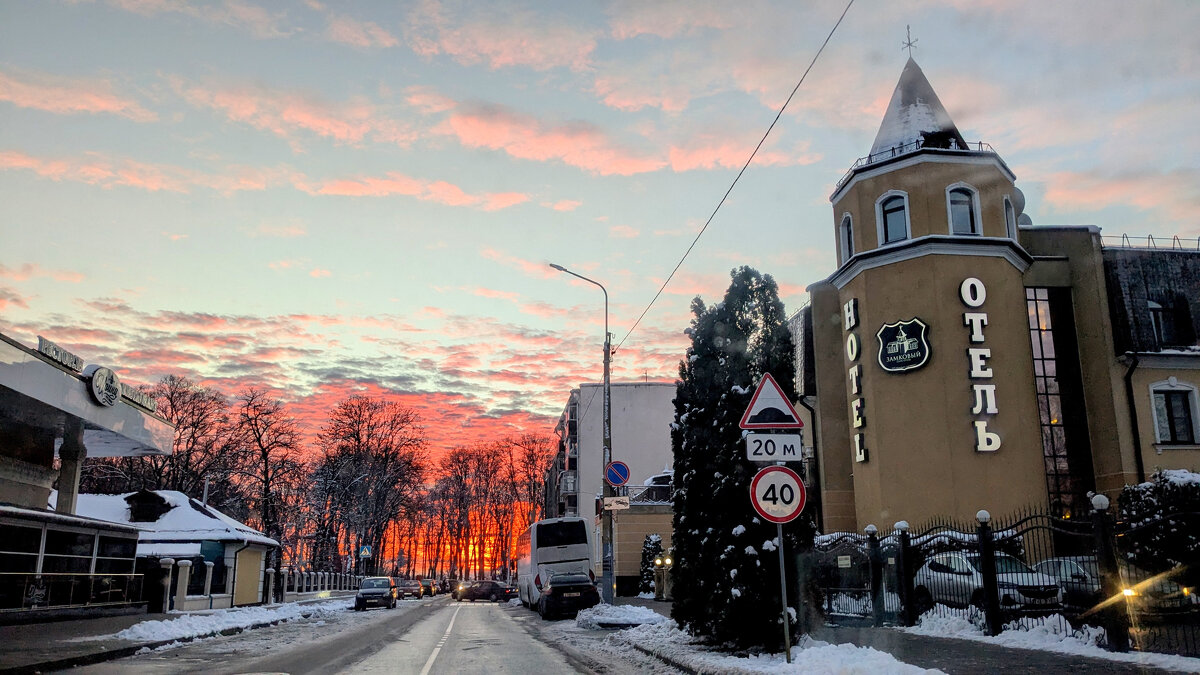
778, 521, 791, 664
749, 465, 805, 663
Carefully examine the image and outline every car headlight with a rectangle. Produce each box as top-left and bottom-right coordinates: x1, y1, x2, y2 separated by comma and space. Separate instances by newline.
1122, 588, 1138, 597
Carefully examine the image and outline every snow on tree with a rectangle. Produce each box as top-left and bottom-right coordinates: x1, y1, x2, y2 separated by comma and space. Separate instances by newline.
639, 533, 664, 593
1117, 469, 1200, 588
669, 266, 816, 651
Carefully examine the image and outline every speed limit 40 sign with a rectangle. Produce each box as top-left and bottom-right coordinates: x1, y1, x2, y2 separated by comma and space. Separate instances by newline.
749, 465, 806, 523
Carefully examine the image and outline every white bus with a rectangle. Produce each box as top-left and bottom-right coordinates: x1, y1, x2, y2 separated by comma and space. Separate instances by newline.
516, 516, 594, 607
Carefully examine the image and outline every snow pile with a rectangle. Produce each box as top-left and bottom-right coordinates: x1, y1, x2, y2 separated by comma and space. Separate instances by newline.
575, 603, 669, 629
904, 609, 1200, 672
103, 600, 347, 643
611, 621, 942, 674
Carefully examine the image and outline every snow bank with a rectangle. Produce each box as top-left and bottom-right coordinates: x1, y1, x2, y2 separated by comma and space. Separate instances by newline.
611, 621, 941, 674
904, 609, 1200, 672
575, 604, 669, 629
101, 600, 348, 643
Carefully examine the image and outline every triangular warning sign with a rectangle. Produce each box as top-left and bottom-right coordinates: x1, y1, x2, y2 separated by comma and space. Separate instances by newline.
739, 373, 803, 429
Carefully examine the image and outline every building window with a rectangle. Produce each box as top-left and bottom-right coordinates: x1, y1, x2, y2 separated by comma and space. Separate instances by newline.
1151, 380, 1197, 445
877, 192, 909, 245
839, 214, 854, 261
1027, 287, 1072, 510
1004, 197, 1017, 239
947, 185, 980, 235
1147, 297, 1196, 349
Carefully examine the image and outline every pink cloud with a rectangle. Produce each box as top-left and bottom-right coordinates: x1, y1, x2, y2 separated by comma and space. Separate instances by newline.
482, 192, 529, 211
607, 2, 730, 40
107, 0, 294, 39
668, 137, 821, 172
469, 287, 519, 302
0, 149, 288, 195
405, 86, 457, 114
309, 268, 332, 278
609, 225, 639, 239
299, 170, 528, 211
0, 69, 156, 122
170, 77, 416, 149
0, 287, 29, 311
479, 248, 557, 279
1041, 168, 1200, 223
268, 260, 302, 270
439, 102, 665, 176
325, 14, 399, 48
405, 1, 597, 72
0, 263, 84, 283
543, 199, 582, 212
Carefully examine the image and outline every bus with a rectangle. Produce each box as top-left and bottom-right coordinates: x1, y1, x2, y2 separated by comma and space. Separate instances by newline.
515, 516, 594, 608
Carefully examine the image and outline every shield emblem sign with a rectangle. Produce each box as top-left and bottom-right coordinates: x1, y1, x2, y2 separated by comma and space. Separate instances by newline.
876, 318, 931, 373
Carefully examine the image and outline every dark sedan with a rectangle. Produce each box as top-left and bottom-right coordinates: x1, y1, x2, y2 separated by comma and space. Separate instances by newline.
537, 573, 600, 619
354, 576, 397, 611
455, 580, 516, 602
397, 578, 424, 599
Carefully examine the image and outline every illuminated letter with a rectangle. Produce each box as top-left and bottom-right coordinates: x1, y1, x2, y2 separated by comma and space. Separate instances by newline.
963, 312, 989, 343
846, 333, 860, 361
852, 398, 865, 428
848, 364, 862, 395
960, 278, 987, 308
968, 348, 993, 378
844, 298, 859, 331
974, 421, 1002, 452
971, 384, 999, 414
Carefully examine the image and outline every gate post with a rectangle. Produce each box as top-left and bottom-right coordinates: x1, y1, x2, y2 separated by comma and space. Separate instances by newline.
895, 521, 916, 626
866, 524, 884, 627
975, 510, 1003, 636
1091, 494, 1130, 652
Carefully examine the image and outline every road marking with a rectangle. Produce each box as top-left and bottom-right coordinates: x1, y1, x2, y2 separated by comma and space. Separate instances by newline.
418, 605, 461, 675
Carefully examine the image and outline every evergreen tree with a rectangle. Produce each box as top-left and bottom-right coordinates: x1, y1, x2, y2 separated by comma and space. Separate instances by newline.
639, 533, 664, 594
670, 266, 815, 650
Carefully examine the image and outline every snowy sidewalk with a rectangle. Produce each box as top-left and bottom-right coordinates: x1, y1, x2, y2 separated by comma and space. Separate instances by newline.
0, 597, 352, 674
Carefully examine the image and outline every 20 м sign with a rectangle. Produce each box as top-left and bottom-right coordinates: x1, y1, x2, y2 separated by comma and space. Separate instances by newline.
744, 433, 803, 461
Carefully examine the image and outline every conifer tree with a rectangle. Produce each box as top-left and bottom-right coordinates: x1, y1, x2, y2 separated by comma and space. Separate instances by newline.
669, 266, 815, 650
639, 533, 664, 594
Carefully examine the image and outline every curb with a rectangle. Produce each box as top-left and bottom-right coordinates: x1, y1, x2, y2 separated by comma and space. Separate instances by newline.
631, 643, 700, 674
0, 607, 329, 675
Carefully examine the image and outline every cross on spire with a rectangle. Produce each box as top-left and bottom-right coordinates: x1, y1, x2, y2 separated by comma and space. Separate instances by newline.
902, 25, 918, 58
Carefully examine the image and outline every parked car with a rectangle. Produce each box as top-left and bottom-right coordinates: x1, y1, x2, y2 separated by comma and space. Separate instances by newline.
537, 573, 600, 619
456, 579, 516, 602
397, 578, 424, 599
912, 552, 1061, 615
1033, 557, 1103, 609
1034, 556, 1198, 614
452, 579, 472, 600
354, 576, 397, 611
420, 579, 438, 597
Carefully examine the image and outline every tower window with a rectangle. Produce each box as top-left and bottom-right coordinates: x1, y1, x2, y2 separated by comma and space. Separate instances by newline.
878, 193, 909, 244
1004, 197, 1017, 239
947, 185, 980, 235
839, 214, 854, 261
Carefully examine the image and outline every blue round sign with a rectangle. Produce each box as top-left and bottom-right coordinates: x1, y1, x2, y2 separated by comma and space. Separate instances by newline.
605, 461, 631, 487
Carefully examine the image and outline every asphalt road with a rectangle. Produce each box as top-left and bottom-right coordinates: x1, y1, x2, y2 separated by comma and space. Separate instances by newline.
64, 596, 592, 675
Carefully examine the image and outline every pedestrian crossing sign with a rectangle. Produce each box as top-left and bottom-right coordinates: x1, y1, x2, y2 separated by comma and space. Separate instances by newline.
359, 545, 372, 559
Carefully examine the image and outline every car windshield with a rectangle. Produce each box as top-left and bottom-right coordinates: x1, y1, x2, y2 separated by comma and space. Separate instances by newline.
401, 580, 420, 587
968, 554, 1033, 574
361, 579, 390, 589
550, 574, 591, 585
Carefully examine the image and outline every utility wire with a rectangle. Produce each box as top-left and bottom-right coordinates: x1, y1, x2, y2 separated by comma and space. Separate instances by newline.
614, 0, 855, 354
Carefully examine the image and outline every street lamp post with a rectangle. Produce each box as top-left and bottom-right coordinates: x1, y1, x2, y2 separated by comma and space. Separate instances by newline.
550, 263, 614, 603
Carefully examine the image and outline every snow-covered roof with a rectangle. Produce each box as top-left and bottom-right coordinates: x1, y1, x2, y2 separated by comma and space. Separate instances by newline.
869, 58, 968, 157
51, 490, 278, 548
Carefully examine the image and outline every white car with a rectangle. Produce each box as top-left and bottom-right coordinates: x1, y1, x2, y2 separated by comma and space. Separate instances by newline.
913, 552, 1062, 614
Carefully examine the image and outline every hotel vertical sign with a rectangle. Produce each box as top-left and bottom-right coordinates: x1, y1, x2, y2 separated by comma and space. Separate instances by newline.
844, 298, 868, 463
961, 278, 1001, 452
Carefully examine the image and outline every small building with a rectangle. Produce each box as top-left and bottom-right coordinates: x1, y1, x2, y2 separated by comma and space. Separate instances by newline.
0, 332, 173, 618
60, 490, 278, 609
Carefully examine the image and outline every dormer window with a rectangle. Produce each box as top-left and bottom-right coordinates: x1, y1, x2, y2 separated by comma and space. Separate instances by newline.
947, 184, 980, 235
877, 192, 910, 245
839, 214, 854, 261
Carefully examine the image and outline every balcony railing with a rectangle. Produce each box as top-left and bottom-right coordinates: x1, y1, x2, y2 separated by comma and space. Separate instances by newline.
0, 573, 143, 611
1101, 234, 1200, 251
835, 138, 995, 192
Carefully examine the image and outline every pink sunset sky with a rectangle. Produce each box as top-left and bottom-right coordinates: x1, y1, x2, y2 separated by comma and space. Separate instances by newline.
2, 1, 1198, 458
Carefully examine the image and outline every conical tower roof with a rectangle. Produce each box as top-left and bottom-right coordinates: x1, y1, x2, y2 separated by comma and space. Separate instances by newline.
869, 58, 967, 157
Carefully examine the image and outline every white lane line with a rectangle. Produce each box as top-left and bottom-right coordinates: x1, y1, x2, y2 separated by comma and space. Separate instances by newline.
418, 605, 461, 675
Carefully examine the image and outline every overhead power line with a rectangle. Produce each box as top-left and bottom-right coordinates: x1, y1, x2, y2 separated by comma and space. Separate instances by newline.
614, 0, 856, 354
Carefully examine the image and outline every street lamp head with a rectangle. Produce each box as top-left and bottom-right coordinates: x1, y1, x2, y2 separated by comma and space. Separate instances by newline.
549, 263, 566, 272
654, 557, 663, 567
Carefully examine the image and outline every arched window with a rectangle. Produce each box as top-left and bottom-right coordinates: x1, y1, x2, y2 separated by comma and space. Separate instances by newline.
1004, 197, 1017, 239
877, 193, 909, 245
946, 184, 980, 235
1150, 378, 1198, 445
839, 214, 854, 261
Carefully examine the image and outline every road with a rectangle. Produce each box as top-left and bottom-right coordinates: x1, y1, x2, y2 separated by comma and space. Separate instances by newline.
65, 596, 678, 675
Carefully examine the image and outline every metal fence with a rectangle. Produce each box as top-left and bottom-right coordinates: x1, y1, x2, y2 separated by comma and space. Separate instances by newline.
808, 498, 1200, 657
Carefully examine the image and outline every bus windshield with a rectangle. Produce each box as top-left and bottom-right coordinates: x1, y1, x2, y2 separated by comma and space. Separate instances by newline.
537, 520, 587, 548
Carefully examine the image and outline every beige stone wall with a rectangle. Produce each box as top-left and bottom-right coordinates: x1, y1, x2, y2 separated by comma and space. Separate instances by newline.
808, 280, 856, 533
614, 506, 672, 578
1128, 365, 1200, 477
